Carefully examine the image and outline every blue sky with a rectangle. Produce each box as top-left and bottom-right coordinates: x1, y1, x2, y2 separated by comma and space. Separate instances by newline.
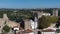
0, 0, 60, 8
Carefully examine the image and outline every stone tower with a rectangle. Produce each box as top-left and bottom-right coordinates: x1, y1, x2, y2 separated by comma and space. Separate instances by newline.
24, 19, 31, 30
53, 9, 58, 16
37, 11, 43, 19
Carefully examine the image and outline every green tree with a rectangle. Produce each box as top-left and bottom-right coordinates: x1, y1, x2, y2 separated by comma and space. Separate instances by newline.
37, 16, 58, 29
47, 16, 58, 24
2, 25, 10, 34
55, 16, 60, 28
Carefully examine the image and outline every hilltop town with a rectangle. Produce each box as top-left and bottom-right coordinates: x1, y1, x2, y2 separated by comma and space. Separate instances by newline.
0, 8, 60, 34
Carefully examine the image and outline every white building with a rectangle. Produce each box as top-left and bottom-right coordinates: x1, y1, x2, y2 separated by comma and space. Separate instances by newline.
30, 19, 37, 29
42, 13, 51, 16
37, 11, 51, 19
41, 23, 57, 34
30, 18, 38, 34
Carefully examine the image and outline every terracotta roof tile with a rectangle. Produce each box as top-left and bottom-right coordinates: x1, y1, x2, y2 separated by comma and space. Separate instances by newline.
24, 29, 33, 33
42, 29, 56, 32
16, 32, 20, 34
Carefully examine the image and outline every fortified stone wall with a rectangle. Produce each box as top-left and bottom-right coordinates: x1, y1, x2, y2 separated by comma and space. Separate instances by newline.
0, 14, 20, 34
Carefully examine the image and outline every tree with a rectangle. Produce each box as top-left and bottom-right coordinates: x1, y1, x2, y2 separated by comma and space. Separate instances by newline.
37, 16, 58, 29
2, 25, 10, 34
47, 16, 58, 24
7, 11, 33, 21
55, 16, 60, 28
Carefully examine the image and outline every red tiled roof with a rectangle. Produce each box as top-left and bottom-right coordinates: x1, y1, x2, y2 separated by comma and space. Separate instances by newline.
13, 26, 22, 30
23, 29, 33, 33
13, 25, 20, 28
42, 29, 56, 32
16, 32, 20, 34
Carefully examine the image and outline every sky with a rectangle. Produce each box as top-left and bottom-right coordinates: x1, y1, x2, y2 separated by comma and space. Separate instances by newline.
0, 0, 60, 9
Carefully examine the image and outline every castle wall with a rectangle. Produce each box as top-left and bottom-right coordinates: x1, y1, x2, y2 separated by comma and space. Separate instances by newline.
0, 18, 5, 34
0, 14, 20, 33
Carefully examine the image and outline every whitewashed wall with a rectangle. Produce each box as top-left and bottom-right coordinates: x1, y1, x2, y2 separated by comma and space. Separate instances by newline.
30, 20, 37, 29
42, 32, 55, 34
57, 33, 60, 34
29, 32, 34, 34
